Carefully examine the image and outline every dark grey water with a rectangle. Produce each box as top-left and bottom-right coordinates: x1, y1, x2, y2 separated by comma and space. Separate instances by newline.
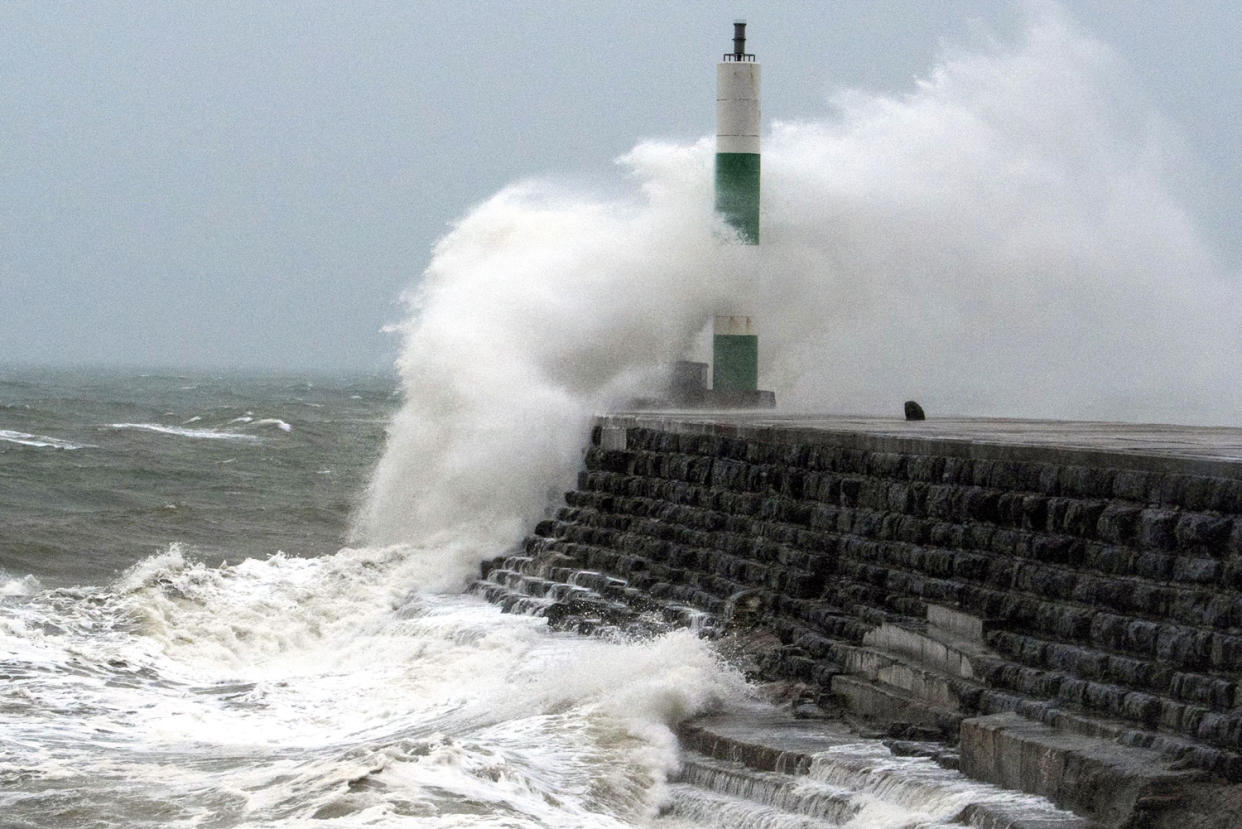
0, 369, 394, 586
0, 368, 748, 828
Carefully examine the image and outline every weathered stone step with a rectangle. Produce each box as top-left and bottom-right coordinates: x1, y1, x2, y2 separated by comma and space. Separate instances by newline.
473, 554, 724, 639
585, 446, 1242, 551
830, 674, 965, 738
960, 712, 1208, 827
972, 686, 1242, 782
975, 635, 1242, 754
467, 581, 553, 616
862, 621, 1001, 683
831, 641, 982, 712
660, 783, 841, 829
674, 753, 857, 823
987, 627, 1239, 709
928, 603, 1001, 641
838, 612, 1242, 779
679, 710, 860, 772
677, 711, 1095, 828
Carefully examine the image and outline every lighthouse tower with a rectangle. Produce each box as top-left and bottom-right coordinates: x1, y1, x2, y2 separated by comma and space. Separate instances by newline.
715, 20, 760, 244
712, 21, 765, 399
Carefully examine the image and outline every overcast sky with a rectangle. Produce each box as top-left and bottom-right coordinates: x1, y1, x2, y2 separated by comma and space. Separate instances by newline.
2, 1, 1239, 373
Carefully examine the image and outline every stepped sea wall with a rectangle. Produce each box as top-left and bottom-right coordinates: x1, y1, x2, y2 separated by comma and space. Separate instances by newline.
477, 414, 1242, 806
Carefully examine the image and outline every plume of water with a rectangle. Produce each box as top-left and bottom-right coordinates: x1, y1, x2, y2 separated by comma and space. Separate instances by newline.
357, 7, 1241, 577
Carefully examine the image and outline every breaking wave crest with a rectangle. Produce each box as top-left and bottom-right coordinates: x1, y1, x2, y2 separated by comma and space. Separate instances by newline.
108, 422, 263, 442
1, 543, 745, 826
0, 429, 87, 449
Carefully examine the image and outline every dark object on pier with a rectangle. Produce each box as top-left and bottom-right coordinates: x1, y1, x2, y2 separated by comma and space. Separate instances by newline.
904, 400, 926, 421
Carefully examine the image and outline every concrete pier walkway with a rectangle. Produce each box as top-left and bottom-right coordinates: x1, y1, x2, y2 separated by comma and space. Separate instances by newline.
606, 412, 1242, 478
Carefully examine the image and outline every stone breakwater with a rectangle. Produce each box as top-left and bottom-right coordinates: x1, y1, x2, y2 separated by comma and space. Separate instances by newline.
474, 414, 1242, 825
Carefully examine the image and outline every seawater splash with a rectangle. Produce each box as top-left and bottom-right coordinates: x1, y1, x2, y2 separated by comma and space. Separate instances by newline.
1, 542, 748, 826
358, 6, 1241, 575
0, 572, 40, 597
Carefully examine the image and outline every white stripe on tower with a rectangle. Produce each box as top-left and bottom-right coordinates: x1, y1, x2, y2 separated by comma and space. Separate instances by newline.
716, 59, 761, 156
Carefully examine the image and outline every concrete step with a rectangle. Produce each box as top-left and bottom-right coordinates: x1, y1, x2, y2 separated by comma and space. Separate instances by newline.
677, 710, 1095, 829
831, 641, 979, 711
660, 782, 842, 828
960, 712, 1207, 827
829, 674, 965, 738
862, 620, 1000, 683
472, 558, 721, 639
673, 753, 856, 824
927, 603, 1000, 642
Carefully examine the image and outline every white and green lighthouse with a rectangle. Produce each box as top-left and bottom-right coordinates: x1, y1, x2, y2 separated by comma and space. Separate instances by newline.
713, 21, 762, 395
715, 20, 760, 245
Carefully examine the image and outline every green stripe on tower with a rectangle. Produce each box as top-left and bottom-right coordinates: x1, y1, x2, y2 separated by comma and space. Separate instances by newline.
712, 334, 758, 391
714, 152, 760, 244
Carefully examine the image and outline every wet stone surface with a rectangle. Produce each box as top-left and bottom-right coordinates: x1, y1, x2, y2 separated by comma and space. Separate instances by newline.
475, 415, 1242, 799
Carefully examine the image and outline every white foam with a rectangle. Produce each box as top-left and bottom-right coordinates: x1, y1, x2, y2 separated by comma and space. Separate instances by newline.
253, 418, 292, 432
0, 543, 746, 825
107, 423, 260, 442
1, 573, 40, 597
0, 429, 87, 449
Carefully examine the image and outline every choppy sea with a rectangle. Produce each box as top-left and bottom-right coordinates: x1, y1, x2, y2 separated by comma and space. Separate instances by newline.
0, 369, 758, 828
1, 369, 1082, 828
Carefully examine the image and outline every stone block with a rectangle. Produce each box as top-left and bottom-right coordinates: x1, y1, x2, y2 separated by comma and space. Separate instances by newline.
994, 491, 1024, 525
1029, 535, 1079, 565
1095, 503, 1141, 545
1172, 556, 1222, 585
1036, 465, 1061, 495
989, 526, 1019, 555
927, 604, 996, 642
838, 476, 863, 506
960, 713, 1205, 825
929, 521, 964, 547
830, 674, 962, 735
1171, 475, 1218, 511
1112, 469, 1154, 501
1134, 551, 1175, 580
1077, 543, 1123, 574
1175, 512, 1233, 552
964, 488, 1002, 522
926, 485, 956, 519
1209, 631, 1242, 671
1022, 494, 1050, 530
1058, 466, 1115, 499
1062, 500, 1106, 536
966, 523, 996, 550
1138, 509, 1179, 550
905, 454, 944, 482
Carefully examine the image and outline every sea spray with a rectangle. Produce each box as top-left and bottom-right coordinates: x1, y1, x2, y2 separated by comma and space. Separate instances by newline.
757, 8, 1239, 421
3, 539, 749, 826
355, 166, 739, 573
359, 6, 1240, 577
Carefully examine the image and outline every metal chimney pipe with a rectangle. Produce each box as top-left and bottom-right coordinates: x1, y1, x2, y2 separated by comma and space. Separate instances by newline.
732, 20, 746, 58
